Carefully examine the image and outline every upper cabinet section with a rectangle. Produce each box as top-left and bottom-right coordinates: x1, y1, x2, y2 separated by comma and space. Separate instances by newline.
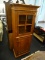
11, 4, 39, 35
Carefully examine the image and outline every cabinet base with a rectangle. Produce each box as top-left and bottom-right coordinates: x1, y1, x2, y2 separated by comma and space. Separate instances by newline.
13, 49, 30, 58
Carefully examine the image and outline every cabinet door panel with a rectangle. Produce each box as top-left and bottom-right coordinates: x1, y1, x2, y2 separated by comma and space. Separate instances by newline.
18, 35, 32, 54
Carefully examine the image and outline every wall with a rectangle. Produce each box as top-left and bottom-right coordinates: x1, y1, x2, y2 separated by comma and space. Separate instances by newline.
0, 0, 30, 13
0, 0, 8, 13
0, 0, 8, 4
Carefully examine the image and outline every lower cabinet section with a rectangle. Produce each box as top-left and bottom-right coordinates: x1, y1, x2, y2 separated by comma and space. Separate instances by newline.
13, 34, 32, 57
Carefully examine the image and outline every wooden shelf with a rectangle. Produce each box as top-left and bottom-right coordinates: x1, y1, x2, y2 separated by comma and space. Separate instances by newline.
18, 24, 32, 26
26, 24, 32, 25
18, 24, 25, 26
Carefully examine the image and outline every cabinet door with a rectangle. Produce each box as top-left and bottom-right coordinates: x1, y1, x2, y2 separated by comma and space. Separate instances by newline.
16, 35, 32, 55
19, 35, 32, 54
16, 11, 35, 35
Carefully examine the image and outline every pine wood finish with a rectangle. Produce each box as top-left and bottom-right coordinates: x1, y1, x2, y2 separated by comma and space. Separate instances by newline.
5, 2, 39, 57
11, 4, 39, 57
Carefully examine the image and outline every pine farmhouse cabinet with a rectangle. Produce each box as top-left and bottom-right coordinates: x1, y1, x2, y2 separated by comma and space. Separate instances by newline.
5, 2, 39, 57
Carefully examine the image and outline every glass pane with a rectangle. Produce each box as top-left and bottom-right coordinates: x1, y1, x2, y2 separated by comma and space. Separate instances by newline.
26, 25, 31, 32
27, 15, 33, 24
19, 15, 26, 24
19, 26, 25, 34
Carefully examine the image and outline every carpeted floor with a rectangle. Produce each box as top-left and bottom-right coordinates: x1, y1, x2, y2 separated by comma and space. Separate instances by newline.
0, 24, 45, 60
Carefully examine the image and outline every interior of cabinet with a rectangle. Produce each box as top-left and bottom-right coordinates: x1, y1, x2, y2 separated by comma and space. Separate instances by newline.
19, 15, 26, 24
26, 25, 31, 32
18, 26, 25, 34
27, 15, 33, 24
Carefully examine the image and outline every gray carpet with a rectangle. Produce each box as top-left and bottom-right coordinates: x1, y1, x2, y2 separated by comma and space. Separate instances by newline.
0, 24, 45, 60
